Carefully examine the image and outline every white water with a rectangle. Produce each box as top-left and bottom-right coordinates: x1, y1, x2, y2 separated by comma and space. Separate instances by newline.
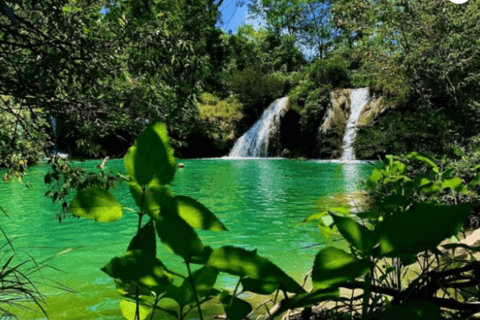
341, 88, 369, 161
228, 97, 288, 157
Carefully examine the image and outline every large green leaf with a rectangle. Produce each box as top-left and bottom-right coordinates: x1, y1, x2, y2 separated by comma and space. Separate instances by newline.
69, 186, 122, 222
119, 299, 151, 320
366, 168, 384, 189
368, 300, 441, 320
124, 122, 176, 186
220, 294, 252, 320
312, 247, 370, 290
378, 203, 473, 256
130, 184, 176, 217
175, 195, 227, 231
127, 219, 156, 255
154, 210, 204, 261
101, 250, 173, 294
131, 186, 227, 231
270, 287, 341, 318
331, 214, 377, 253
207, 246, 305, 294
442, 177, 463, 191
165, 266, 218, 307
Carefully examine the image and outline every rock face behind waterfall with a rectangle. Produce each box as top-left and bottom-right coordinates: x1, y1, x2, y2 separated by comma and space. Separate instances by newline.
228, 88, 391, 159
317, 89, 352, 159
228, 97, 288, 157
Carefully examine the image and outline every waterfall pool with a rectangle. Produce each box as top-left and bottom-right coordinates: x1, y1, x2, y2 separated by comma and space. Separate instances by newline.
0, 158, 374, 319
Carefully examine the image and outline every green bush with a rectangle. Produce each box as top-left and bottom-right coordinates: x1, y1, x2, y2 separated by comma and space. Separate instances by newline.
307, 55, 351, 89
0, 97, 47, 180
229, 68, 285, 116
354, 105, 461, 160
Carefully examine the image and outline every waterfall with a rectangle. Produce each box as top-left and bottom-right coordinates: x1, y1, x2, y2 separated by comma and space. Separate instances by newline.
49, 116, 68, 159
228, 97, 288, 158
340, 88, 369, 161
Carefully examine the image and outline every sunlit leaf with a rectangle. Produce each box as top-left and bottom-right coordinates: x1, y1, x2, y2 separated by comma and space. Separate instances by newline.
207, 246, 305, 294
366, 168, 383, 189
69, 187, 122, 222
120, 299, 151, 320
175, 195, 227, 231
442, 177, 463, 191
124, 122, 176, 186
312, 247, 369, 290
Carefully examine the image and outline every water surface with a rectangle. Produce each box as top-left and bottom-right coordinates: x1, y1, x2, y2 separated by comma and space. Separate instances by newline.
0, 159, 374, 319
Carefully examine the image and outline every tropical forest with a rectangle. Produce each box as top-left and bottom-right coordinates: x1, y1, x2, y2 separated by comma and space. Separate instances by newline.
1, 0, 480, 319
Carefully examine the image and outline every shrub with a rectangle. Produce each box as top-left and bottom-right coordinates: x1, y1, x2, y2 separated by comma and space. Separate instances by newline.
353, 104, 461, 160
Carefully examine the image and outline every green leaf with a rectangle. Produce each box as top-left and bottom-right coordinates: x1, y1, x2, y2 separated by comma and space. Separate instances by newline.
442, 177, 463, 191
127, 219, 156, 255
207, 246, 305, 294
406, 152, 438, 169
378, 203, 473, 256
302, 212, 327, 224
368, 300, 442, 320
220, 294, 252, 320
154, 210, 204, 261
270, 287, 341, 318
317, 222, 336, 239
468, 173, 480, 188
240, 278, 279, 295
124, 122, 176, 186
312, 247, 370, 290
190, 246, 214, 265
119, 299, 151, 320
130, 184, 176, 217
390, 161, 406, 175
101, 250, 173, 294
69, 187, 122, 222
366, 168, 383, 189
165, 266, 218, 307
331, 214, 377, 253
175, 196, 227, 231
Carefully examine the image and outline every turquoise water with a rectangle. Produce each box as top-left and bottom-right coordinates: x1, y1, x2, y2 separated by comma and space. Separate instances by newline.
0, 159, 374, 319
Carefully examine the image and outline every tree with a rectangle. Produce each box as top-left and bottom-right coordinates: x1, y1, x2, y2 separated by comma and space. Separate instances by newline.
249, 0, 336, 59
0, 0, 224, 161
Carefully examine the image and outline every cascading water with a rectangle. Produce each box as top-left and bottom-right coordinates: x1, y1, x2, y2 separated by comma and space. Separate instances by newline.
49, 116, 68, 159
228, 97, 288, 157
340, 88, 369, 161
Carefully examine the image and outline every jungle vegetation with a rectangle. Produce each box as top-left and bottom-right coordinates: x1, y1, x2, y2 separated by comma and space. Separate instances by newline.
1, 0, 480, 319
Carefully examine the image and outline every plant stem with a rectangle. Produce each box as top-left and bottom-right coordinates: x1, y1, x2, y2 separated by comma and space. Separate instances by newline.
230, 276, 243, 306
149, 294, 161, 320
362, 269, 372, 320
186, 261, 203, 320
135, 285, 140, 320
135, 186, 147, 320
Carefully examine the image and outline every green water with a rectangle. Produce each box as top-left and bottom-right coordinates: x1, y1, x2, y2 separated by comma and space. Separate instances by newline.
0, 159, 374, 319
